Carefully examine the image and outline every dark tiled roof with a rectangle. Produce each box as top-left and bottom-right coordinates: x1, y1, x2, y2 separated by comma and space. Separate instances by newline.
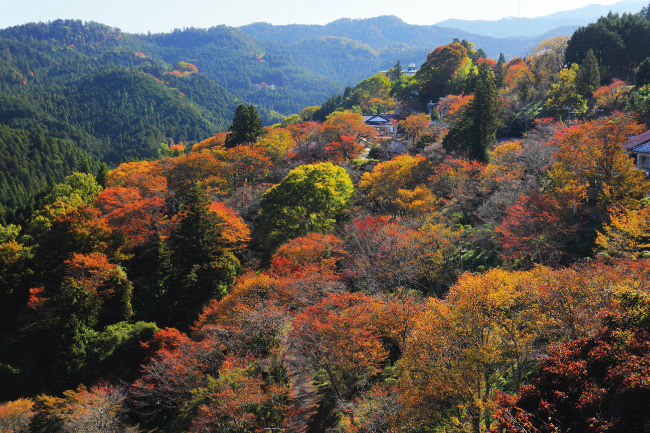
365, 115, 390, 124
632, 141, 650, 153
621, 129, 650, 149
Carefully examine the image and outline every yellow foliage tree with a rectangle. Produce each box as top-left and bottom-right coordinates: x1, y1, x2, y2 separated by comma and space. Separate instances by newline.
0, 398, 34, 433
359, 155, 434, 215
255, 127, 296, 161
596, 203, 650, 258
485, 140, 525, 182
399, 269, 543, 433
547, 112, 649, 214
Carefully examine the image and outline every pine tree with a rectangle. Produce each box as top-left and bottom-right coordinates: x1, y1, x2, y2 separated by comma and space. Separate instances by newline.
77, 159, 91, 174
443, 62, 501, 162
168, 184, 239, 325
577, 49, 601, 96
387, 60, 403, 82
635, 57, 650, 86
641, 3, 650, 20
225, 104, 263, 148
95, 162, 109, 188
132, 231, 172, 323
495, 53, 507, 88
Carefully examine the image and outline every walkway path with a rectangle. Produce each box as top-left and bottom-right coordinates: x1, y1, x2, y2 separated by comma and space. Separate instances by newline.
282, 335, 317, 433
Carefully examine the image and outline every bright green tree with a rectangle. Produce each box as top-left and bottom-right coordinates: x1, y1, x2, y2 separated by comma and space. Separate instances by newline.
28, 172, 103, 237
350, 73, 392, 112
256, 163, 355, 253
546, 64, 587, 119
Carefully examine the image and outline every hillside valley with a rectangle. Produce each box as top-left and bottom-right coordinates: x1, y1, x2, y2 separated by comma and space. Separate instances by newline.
0, 5, 650, 432
0, 15, 583, 215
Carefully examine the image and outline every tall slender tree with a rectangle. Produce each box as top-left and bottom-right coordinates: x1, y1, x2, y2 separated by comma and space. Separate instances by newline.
443, 62, 501, 162
494, 53, 507, 88
168, 184, 239, 324
577, 48, 601, 96
387, 60, 403, 82
225, 104, 263, 148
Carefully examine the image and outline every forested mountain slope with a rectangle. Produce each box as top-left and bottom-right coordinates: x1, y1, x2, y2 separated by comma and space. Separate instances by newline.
0, 11, 607, 216
1, 5, 650, 432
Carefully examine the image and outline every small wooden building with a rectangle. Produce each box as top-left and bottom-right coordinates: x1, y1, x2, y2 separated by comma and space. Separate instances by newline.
363, 115, 396, 133
621, 130, 650, 176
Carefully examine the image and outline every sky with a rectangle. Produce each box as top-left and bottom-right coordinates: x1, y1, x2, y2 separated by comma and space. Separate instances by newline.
0, 0, 626, 33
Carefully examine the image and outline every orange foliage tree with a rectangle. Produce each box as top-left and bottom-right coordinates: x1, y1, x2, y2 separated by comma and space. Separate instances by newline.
59, 384, 135, 433
270, 232, 346, 276
484, 140, 526, 183
324, 134, 365, 162
359, 155, 436, 215
395, 260, 646, 433
341, 216, 460, 295
495, 192, 580, 267
286, 121, 323, 162
107, 160, 168, 198
437, 93, 473, 126
191, 132, 227, 153
429, 157, 489, 224
33, 205, 122, 286
289, 292, 388, 401
492, 286, 650, 433
129, 342, 210, 421
593, 79, 632, 112
193, 272, 286, 331
62, 252, 133, 325
547, 112, 649, 214
95, 187, 168, 246
0, 398, 34, 433
321, 112, 377, 161
522, 262, 632, 342
221, 144, 272, 189
504, 58, 534, 95
31, 384, 135, 433
167, 152, 228, 195
401, 113, 431, 146
187, 355, 288, 433
399, 269, 546, 433
322, 112, 377, 144
207, 201, 251, 254
286, 114, 376, 163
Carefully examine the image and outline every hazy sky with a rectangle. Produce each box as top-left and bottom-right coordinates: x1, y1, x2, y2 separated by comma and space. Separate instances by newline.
0, 0, 624, 33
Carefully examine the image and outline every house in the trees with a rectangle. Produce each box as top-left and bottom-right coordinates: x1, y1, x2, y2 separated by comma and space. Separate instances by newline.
621, 130, 650, 176
363, 115, 396, 134
405, 63, 418, 75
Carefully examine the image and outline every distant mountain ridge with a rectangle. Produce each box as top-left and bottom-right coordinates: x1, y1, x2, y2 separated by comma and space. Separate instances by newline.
239, 15, 559, 59
435, 0, 647, 38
